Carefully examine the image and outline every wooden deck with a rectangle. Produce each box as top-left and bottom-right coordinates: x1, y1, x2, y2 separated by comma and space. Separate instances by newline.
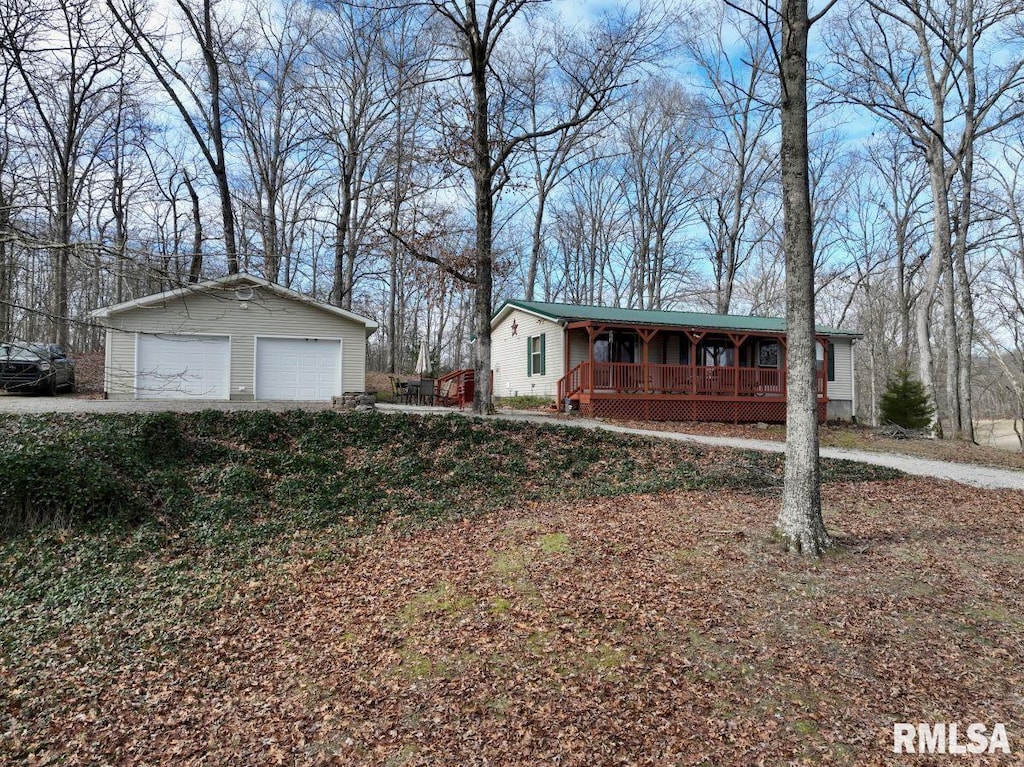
558, 362, 826, 423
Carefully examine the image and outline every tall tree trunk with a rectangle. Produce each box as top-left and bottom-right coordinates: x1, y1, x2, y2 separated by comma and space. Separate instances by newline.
914, 253, 942, 433
525, 183, 548, 302
201, 0, 237, 275
332, 159, 355, 309
917, 149, 952, 436
954, 240, 976, 443
941, 258, 962, 437
953, 6, 979, 443
471, 41, 495, 415
0, 199, 11, 339
53, 174, 71, 348
894, 215, 912, 371
776, 0, 830, 557
184, 172, 204, 284
263, 187, 281, 283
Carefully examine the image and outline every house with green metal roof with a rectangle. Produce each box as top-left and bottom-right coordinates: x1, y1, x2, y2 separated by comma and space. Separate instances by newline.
490, 299, 859, 423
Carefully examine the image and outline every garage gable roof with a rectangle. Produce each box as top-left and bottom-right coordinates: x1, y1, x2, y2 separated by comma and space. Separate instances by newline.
90, 273, 378, 334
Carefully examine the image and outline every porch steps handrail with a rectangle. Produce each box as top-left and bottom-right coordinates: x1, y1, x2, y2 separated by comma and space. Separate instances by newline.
557, 361, 586, 403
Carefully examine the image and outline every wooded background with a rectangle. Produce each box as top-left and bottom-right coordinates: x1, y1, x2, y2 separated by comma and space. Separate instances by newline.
1, 0, 1022, 436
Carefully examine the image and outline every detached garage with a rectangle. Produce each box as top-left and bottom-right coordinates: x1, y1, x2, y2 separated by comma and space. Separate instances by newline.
90, 273, 377, 401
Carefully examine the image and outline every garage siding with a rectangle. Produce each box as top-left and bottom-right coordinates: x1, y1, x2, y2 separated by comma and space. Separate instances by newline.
103, 286, 368, 400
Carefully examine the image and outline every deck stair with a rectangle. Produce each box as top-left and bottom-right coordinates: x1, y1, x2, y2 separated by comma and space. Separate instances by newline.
435, 368, 474, 409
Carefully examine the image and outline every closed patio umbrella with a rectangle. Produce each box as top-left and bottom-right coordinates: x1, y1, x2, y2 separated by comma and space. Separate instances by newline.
415, 340, 430, 376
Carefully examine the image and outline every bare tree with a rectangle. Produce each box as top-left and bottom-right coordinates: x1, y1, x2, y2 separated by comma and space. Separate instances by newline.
307, 3, 405, 309
826, 0, 1024, 440
618, 79, 705, 310
727, 0, 835, 555
2, 0, 130, 346
979, 145, 1024, 450
423, 0, 660, 414
515, 23, 613, 302
107, 0, 241, 276
829, 137, 929, 423
0, 20, 28, 340
683, 2, 778, 313
550, 149, 629, 306
773, 0, 833, 555
222, 0, 322, 285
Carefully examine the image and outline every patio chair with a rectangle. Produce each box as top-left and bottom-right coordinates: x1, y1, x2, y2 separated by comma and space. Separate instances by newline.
388, 374, 404, 402
436, 379, 457, 407
417, 377, 435, 405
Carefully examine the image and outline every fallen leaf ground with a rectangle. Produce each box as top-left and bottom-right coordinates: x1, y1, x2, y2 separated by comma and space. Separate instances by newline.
6, 482, 1023, 766
2, 414, 1022, 765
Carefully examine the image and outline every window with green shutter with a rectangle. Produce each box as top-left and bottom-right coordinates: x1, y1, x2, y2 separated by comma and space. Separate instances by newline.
828, 342, 835, 382
528, 334, 545, 376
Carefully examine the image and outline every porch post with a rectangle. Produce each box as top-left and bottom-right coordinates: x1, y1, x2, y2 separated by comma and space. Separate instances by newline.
639, 328, 656, 394
727, 333, 748, 397
587, 325, 596, 394
817, 335, 829, 401
643, 332, 649, 393
779, 337, 788, 398
686, 331, 701, 396
692, 334, 697, 396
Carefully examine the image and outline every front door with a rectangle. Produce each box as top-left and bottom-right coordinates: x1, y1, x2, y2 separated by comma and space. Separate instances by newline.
612, 332, 639, 363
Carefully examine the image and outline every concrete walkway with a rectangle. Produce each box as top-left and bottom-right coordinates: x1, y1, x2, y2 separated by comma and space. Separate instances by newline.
378, 404, 1024, 491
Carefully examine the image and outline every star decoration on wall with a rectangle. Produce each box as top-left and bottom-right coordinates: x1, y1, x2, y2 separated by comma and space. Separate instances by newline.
511, 320, 518, 337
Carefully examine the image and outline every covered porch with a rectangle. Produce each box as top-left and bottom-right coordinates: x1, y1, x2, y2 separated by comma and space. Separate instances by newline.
557, 321, 829, 423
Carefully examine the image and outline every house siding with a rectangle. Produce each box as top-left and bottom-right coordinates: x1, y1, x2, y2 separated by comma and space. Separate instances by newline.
826, 337, 854, 421
828, 337, 854, 401
569, 332, 589, 369
491, 308, 564, 400
102, 286, 368, 400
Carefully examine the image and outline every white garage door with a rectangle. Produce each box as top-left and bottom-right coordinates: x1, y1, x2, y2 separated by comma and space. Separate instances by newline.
136, 334, 230, 400
255, 337, 341, 401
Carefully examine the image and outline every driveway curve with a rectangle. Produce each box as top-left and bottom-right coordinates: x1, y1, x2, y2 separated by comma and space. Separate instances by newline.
482, 410, 1024, 491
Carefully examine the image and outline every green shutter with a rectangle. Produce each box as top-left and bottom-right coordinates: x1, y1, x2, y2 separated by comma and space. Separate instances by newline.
540, 333, 546, 375
527, 336, 532, 377
828, 342, 835, 382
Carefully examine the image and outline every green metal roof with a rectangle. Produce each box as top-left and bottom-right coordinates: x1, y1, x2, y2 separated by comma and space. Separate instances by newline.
495, 300, 860, 338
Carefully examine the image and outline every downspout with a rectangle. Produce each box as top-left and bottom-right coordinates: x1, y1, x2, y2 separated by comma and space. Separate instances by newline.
104, 329, 112, 399
560, 318, 570, 407
851, 338, 858, 425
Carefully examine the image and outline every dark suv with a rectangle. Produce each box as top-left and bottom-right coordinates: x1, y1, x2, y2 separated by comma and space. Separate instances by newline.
0, 342, 76, 395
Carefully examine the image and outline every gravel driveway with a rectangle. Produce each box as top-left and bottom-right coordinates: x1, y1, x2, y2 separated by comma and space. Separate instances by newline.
3, 394, 1022, 490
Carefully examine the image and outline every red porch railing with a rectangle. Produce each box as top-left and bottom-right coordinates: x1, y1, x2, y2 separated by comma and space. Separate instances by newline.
557, 360, 585, 403
557, 361, 823, 400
